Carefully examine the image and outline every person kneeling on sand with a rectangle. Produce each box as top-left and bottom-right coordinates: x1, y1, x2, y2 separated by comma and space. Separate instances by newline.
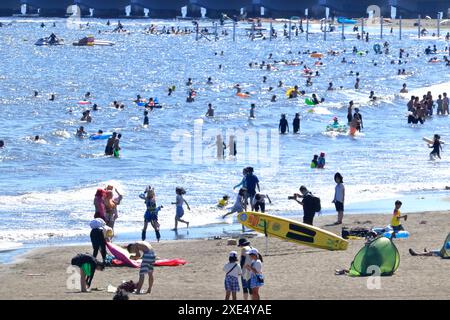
70, 253, 105, 292
127, 241, 156, 294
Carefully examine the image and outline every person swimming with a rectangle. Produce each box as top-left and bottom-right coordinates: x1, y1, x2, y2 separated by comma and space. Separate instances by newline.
205, 103, 214, 117
76, 126, 87, 137
186, 92, 195, 103
311, 94, 320, 105
288, 86, 299, 99
81, 110, 92, 123
218, 195, 229, 208
400, 83, 408, 93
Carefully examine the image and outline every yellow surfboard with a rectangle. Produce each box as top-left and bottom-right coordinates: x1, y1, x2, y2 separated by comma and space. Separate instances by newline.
238, 212, 348, 251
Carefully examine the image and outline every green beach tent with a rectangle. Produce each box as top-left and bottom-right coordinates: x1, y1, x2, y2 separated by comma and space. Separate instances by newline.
439, 233, 450, 259
348, 236, 400, 277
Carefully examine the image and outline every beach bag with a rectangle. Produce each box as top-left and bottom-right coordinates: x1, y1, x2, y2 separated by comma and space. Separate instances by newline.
256, 274, 264, 284
342, 227, 372, 239
117, 280, 137, 293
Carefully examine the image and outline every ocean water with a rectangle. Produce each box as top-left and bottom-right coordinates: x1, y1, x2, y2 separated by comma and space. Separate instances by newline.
1, 18, 450, 252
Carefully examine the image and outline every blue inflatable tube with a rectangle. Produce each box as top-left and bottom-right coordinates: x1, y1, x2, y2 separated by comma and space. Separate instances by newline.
337, 17, 357, 24
89, 133, 113, 140
373, 44, 381, 54
384, 231, 410, 239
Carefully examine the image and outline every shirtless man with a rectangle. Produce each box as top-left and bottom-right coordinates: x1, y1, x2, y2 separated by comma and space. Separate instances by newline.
105, 132, 117, 156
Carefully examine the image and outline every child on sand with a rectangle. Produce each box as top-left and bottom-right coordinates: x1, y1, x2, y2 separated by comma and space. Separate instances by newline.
391, 200, 407, 233
223, 251, 242, 300
127, 241, 156, 294
70, 253, 105, 292
172, 187, 190, 231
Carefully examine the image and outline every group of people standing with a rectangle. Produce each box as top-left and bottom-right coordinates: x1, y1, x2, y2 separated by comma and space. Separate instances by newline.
289, 172, 345, 226
104, 132, 122, 157
223, 238, 264, 300
407, 92, 449, 124
279, 113, 301, 134
347, 101, 363, 135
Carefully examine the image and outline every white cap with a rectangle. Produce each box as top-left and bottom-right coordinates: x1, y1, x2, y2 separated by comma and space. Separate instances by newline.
229, 251, 238, 258
247, 248, 259, 256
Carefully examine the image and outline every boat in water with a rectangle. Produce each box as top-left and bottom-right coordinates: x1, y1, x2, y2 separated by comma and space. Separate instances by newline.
73, 36, 115, 47
35, 37, 64, 46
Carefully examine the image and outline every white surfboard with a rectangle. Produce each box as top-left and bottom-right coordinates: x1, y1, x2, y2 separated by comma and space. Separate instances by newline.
423, 137, 445, 145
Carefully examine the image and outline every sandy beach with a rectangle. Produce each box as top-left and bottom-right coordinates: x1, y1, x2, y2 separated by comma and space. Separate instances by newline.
1, 211, 449, 300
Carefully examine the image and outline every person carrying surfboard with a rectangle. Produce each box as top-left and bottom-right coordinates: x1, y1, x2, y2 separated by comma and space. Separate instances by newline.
429, 134, 443, 160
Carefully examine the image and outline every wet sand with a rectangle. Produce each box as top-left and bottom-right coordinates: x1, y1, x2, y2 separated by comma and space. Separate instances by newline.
1, 211, 449, 300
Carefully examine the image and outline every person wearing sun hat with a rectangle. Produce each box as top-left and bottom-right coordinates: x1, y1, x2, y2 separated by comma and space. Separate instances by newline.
237, 238, 253, 300
246, 248, 264, 300
223, 251, 242, 300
